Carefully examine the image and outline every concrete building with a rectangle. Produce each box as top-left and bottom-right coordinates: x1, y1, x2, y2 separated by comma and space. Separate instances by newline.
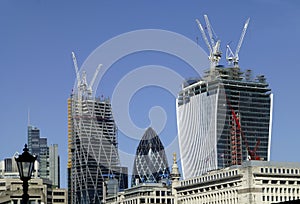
53, 188, 68, 204
0, 155, 67, 204
68, 64, 128, 203
49, 144, 60, 188
106, 183, 174, 204
174, 161, 300, 204
176, 67, 273, 179
0, 177, 49, 203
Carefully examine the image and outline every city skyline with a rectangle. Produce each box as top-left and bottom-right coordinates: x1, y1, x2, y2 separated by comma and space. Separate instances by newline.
0, 1, 299, 188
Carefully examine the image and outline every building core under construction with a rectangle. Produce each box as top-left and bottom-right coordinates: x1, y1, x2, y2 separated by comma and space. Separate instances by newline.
68, 53, 127, 203
176, 16, 273, 179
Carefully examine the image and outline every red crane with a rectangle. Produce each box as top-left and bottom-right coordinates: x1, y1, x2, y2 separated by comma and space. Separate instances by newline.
227, 97, 261, 162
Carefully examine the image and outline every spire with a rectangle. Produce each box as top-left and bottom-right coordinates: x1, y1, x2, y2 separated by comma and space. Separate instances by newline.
171, 152, 181, 181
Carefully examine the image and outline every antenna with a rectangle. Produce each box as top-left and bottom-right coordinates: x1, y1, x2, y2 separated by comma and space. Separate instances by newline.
27, 108, 30, 126
226, 18, 250, 67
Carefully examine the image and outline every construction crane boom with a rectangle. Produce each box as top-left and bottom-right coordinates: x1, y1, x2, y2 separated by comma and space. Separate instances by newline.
204, 15, 215, 48
235, 18, 250, 61
72, 52, 81, 89
88, 64, 102, 95
196, 16, 222, 68
196, 18, 212, 54
226, 18, 250, 66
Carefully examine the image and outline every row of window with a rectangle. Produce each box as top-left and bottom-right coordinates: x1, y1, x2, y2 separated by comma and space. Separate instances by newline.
263, 187, 300, 194
122, 198, 173, 204
262, 195, 299, 202
260, 167, 300, 174
180, 192, 239, 204
180, 182, 238, 197
262, 179, 300, 185
181, 170, 238, 186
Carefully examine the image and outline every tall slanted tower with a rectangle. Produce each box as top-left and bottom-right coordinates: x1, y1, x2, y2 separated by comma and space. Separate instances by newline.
176, 16, 273, 179
68, 53, 128, 204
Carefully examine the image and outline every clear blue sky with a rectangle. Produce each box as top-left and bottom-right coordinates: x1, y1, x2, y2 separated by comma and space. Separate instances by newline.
0, 0, 299, 188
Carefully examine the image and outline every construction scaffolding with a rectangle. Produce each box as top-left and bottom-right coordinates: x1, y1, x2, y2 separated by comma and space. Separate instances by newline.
68, 53, 127, 204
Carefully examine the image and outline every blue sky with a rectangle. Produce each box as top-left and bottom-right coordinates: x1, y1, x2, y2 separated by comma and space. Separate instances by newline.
0, 1, 299, 188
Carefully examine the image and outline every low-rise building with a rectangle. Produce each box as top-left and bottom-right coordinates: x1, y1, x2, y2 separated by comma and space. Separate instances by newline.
175, 161, 300, 204
106, 182, 174, 204
0, 177, 48, 203
53, 188, 68, 204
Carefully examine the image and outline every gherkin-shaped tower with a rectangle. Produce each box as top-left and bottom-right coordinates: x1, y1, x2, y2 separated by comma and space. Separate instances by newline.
131, 127, 170, 186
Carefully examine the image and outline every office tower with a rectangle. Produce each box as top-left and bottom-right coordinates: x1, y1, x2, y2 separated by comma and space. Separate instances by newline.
49, 144, 60, 188
68, 54, 128, 203
27, 125, 60, 186
28, 126, 41, 156
176, 67, 273, 179
177, 15, 272, 179
27, 126, 49, 179
131, 127, 170, 186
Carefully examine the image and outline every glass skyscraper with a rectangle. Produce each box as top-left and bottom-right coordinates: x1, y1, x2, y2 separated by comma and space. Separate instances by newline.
68, 70, 128, 203
27, 125, 60, 186
27, 126, 49, 179
176, 67, 273, 179
131, 127, 170, 186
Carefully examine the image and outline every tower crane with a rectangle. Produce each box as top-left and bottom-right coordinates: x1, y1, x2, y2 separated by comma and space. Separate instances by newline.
88, 64, 102, 96
72, 52, 102, 97
196, 15, 222, 68
226, 18, 250, 67
72, 51, 81, 91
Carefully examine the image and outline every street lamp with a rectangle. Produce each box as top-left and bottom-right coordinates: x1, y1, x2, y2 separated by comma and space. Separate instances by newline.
15, 144, 37, 204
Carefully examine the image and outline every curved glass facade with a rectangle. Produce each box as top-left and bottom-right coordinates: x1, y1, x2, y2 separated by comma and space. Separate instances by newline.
177, 67, 273, 179
131, 127, 170, 186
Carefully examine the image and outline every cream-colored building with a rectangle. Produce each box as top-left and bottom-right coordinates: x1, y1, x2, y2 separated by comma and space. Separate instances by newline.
106, 182, 174, 204
0, 177, 48, 203
174, 161, 300, 204
105, 159, 300, 204
0, 156, 67, 204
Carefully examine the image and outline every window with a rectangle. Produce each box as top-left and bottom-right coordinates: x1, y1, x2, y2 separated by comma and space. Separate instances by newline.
263, 180, 268, 184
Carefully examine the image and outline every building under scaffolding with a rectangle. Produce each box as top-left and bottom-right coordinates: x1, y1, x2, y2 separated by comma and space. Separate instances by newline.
68, 53, 127, 203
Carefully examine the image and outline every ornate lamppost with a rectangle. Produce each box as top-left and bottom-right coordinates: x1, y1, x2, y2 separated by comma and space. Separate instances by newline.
15, 144, 37, 204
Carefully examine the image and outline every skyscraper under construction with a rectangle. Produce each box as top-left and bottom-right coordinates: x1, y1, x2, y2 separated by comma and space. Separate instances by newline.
176, 16, 273, 179
68, 53, 127, 203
